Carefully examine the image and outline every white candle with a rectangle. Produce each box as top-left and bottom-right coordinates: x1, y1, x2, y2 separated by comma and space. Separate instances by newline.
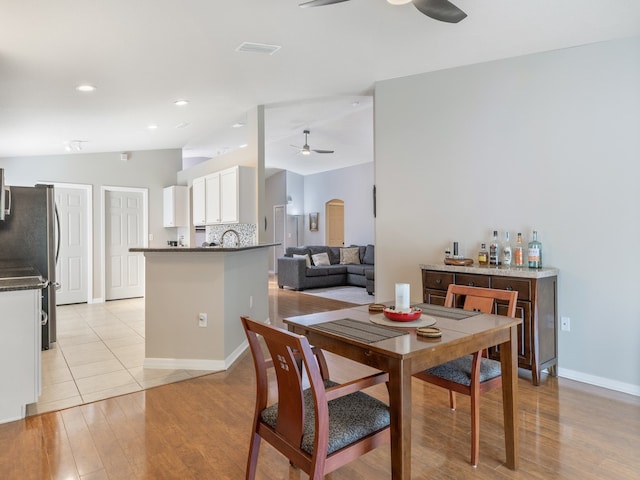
395, 283, 411, 313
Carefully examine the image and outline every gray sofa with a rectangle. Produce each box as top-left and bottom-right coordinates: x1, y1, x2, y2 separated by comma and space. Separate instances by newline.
277, 244, 374, 294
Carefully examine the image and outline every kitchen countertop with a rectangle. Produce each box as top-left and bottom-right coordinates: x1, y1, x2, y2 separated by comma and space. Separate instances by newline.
0, 262, 47, 292
420, 262, 558, 279
129, 243, 279, 253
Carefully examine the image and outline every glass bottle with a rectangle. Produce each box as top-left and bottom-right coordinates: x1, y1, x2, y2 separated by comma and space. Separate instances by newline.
527, 230, 543, 268
502, 231, 512, 267
478, 243, 489, 266
514, 232, 524, 267
489, 230, 499, 266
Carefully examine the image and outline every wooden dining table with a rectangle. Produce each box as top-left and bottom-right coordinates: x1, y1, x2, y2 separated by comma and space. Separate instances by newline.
284, 303, 521, 480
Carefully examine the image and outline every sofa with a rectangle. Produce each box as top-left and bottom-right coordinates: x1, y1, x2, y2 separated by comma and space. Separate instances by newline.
277, 244, 375, 294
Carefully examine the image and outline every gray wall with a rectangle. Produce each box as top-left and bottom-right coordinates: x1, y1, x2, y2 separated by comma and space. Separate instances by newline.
374, 37, 640, 394
0, 149, 182, 300
303, 162, 374, 246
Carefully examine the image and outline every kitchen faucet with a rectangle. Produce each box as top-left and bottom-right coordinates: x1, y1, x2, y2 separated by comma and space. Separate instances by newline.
221, 228, 240, 247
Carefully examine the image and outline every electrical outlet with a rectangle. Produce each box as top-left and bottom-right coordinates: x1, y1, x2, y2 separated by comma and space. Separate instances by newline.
198, 313, 207, 327
561, 316, 570, 332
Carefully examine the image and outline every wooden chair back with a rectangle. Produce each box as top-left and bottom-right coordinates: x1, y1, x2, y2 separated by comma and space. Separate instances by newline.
444, 284, 518, 318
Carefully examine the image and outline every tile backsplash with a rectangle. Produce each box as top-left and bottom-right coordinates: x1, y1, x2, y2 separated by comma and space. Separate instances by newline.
206, 224, 256, 247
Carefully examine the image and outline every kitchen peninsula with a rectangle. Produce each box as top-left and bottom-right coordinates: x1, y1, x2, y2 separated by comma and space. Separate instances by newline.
131, 244, 277, 372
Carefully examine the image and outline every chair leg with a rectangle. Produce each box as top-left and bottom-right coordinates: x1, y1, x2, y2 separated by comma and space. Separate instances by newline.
470, 351, 482, 467
449, 390, 457, 410
470, 389, 480, 467
246, 433, 261, 479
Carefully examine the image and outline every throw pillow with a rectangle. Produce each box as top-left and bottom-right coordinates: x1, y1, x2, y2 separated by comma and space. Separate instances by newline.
363, 244, 375, 265
340, 247, 361, 265
311, 252, 331, 266
293, 253, 311, 268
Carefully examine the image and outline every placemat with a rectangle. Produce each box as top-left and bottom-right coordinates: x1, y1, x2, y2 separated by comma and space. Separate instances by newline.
415, 303, 481, 320
312, 318, 407, 344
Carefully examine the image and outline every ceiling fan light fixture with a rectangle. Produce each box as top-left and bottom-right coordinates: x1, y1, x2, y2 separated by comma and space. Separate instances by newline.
301, 145, 311, 155
387, 0, 412, 4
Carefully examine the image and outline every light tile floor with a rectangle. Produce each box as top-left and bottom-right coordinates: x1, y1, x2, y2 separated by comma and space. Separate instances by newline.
27, 297, 215, 416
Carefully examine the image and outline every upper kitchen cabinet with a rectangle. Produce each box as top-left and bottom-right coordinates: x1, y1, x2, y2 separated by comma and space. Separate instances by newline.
192, 177, 206, 226
192, 166, 256, 226
205, 172, 221, 224
163, 186, 188, 227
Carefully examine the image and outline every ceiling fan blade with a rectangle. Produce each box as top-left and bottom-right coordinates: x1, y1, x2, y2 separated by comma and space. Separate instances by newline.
412, 0, 467, 23
312, 149, 334, 154
299, 0, 350, 7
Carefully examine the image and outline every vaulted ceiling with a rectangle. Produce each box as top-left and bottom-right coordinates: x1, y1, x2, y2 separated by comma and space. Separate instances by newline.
1, 1, 639, 175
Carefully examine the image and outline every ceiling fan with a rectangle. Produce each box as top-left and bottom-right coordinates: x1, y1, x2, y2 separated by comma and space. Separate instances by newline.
291, 130, 335, 156
299, 0, 467, 24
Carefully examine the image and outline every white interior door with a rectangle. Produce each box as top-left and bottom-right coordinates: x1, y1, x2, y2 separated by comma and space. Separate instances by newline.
55, 186, 89, 305
105, 190, 145, 300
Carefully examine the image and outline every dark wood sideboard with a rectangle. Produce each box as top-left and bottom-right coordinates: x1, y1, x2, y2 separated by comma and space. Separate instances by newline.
420, 264, 558, 385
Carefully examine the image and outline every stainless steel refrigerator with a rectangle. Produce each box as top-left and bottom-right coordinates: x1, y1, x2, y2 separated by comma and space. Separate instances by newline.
0, 182, 59, 349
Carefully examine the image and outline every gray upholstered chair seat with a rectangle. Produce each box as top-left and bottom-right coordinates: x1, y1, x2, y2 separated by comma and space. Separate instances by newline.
261, 380, 390, 455
425, 355, 501, 386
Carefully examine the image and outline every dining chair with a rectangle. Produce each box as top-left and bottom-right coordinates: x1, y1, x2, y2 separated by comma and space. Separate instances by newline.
241, 316, 391, 480
413, 284, 518, 467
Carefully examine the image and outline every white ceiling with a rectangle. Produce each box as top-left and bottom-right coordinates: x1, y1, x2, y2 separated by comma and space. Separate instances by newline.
1, 1, 639, 176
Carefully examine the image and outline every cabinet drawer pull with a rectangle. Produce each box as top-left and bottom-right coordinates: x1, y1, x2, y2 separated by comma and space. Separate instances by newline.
435, 279, 441, 285
468, 282, 475, 287
505, 286, 513, 291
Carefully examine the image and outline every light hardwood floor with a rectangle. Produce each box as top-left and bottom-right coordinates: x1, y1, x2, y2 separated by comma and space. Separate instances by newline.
1, 278, 639, 479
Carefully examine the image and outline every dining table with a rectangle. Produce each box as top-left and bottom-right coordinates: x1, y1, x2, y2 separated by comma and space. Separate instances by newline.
284, 302, 522, 480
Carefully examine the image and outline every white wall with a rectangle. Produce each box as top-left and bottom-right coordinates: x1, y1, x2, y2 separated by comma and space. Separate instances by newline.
0, 149, 183, 300
304, 162, 374, 246
374, 37, 640, 395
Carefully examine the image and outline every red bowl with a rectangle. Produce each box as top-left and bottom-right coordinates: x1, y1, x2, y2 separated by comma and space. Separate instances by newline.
383, 307, 422, 322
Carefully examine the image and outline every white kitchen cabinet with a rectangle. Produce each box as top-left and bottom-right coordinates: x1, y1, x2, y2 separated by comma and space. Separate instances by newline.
163, 186, 188, 227
192, 177, 206, 226
205, 172, 221, 224
220, 166, 256, 224
0, 288, 41, 424
191, 166, 256, 226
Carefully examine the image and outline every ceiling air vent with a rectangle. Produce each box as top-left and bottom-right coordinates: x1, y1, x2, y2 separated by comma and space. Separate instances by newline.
235, 42, 281, 55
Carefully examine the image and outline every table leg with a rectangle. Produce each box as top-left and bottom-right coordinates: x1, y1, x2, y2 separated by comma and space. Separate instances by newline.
500, 324, 519, 470
387, 358, 412, 480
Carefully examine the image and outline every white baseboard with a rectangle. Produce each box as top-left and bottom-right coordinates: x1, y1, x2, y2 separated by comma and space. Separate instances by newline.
144, 357, 225, 371
144, 342, 249, 372
91, 297, 105, 304
558, 367, 640, 397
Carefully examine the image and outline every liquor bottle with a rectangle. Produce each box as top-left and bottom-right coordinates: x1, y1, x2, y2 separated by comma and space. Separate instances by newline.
489, 230, 499, 266
502, 231, 512, 267
527, 230, 543, 268
514, 232, 524, 267
478, 243, 489, 266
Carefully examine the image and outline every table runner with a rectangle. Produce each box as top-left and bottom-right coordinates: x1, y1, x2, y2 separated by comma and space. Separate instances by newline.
312, 318, 407, 344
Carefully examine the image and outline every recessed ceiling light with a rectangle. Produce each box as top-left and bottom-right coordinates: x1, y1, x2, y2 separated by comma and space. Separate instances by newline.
76, 84, 96, 92
232, 122, 245, 128
174, 100, 189, 106
238, 144, 248, 149
147, 124, 158, 130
